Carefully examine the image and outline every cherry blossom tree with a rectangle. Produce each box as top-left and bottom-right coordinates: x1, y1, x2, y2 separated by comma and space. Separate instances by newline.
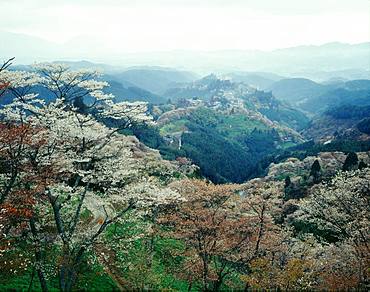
158, 179, 241, 291
158, 179, 286, 291
0, 63, 180, 291
0, 58, 14, 96
297, 169, 370, 289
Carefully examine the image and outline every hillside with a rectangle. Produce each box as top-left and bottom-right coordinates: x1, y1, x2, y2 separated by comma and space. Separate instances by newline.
108, 68, 198, 95
128, 75, 312, 183
104, 80, 167, 104
1, 61, 370, 292
268, 77, 370, 114
226, 71, 285, 89
2, 0, 370, 290
164, 75, 309, 131
267, 78, 328, 104
303, 105, 370, 142
267, 151, 370, 181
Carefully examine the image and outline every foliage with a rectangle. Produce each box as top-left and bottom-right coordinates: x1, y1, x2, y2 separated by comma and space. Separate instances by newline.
153, 108, 285, 183
181, 123, 254, 183
158, 179, 285, 291
0, 62, 180, 292
295, 169, 370, 288
309, 159, 321, 183
259, 106, 310, 130
342, 152, 359, 171
325, 104, 370, 120
1, 60, 369, 291
357, 117, 370, 134
265, 139, 370, 171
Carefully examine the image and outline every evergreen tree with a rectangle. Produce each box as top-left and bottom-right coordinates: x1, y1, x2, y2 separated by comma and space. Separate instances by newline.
284, 176, 291, 188
310, 160, 321, 183
358, 160, 367, 170
283, 175, 292, 201
342, 152, 359, 171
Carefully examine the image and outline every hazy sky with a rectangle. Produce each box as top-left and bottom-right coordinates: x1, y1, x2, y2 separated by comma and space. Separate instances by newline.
1, 0, 369, 52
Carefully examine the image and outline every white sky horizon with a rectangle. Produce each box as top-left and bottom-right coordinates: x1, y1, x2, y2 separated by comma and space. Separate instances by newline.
3, 29, 369, 55
1, 0, 369, 53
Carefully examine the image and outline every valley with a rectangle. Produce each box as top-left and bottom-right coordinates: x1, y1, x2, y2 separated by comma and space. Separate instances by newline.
1, 48, 369, 292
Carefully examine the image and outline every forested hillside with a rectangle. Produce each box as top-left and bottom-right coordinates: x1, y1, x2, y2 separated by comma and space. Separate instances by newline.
0, 60, 369, 292
143, 75, 310, 182
267, 78, 370, 114
1, 0, 370, 290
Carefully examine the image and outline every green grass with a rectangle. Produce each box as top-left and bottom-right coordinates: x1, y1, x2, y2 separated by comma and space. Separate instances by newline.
280, 141, 297, 149
1, 216, 247, 292
103, 219, 195, 291
80, 208, 94, 223
0, 270, 59, 292
160, 119, 188, 135
215, 114, 268, 139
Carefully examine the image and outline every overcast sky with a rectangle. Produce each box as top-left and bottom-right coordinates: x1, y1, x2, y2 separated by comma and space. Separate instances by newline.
1, 0, 369, 52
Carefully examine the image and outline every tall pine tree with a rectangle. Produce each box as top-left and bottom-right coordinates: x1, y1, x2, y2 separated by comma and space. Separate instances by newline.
310, 159, 321, 183
342, 152, 359, 171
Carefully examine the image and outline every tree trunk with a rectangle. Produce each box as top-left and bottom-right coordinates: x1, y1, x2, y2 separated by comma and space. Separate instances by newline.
187, 281, 193, 292
213, 280, 222, 292
59, 245, 87, 292
27, 267, 35, 292
37, 269, 49, 292
59, 263, 78, 292
29, 218, 48, 292
213, 268, 227, 292
202, 255, 209, 291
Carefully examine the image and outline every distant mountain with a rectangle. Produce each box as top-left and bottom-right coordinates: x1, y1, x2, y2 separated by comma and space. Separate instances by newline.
321, 79, 370, 90
0, 61, 173, 105
297, 68, 370, 82
0, 31, 60, 64
3, 60, 122, 74
268, 42, 370, 77
53, 60, 117, 72
1, 30, 369, 77
267, 78, 328, 103
227, 72, 285, 89
104, 80, 166, 104
0, 78, 166, 106
340, 79, 370, 91
301, 88, 370, 114
163, 74, 309, 132
267, 77, 370, 114
163, 74, 238, 102
110, 42, 370, 77
107, 68, 198, 95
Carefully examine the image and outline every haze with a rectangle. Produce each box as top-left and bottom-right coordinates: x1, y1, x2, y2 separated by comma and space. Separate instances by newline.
1, 0, 369, 52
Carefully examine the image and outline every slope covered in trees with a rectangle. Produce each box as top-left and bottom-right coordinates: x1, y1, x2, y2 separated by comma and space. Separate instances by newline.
1, 60, 369, 291
303, 104, 370, 142
108, 68, 198, 95
267, 77, 370, 114
267, 78, 327, 103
